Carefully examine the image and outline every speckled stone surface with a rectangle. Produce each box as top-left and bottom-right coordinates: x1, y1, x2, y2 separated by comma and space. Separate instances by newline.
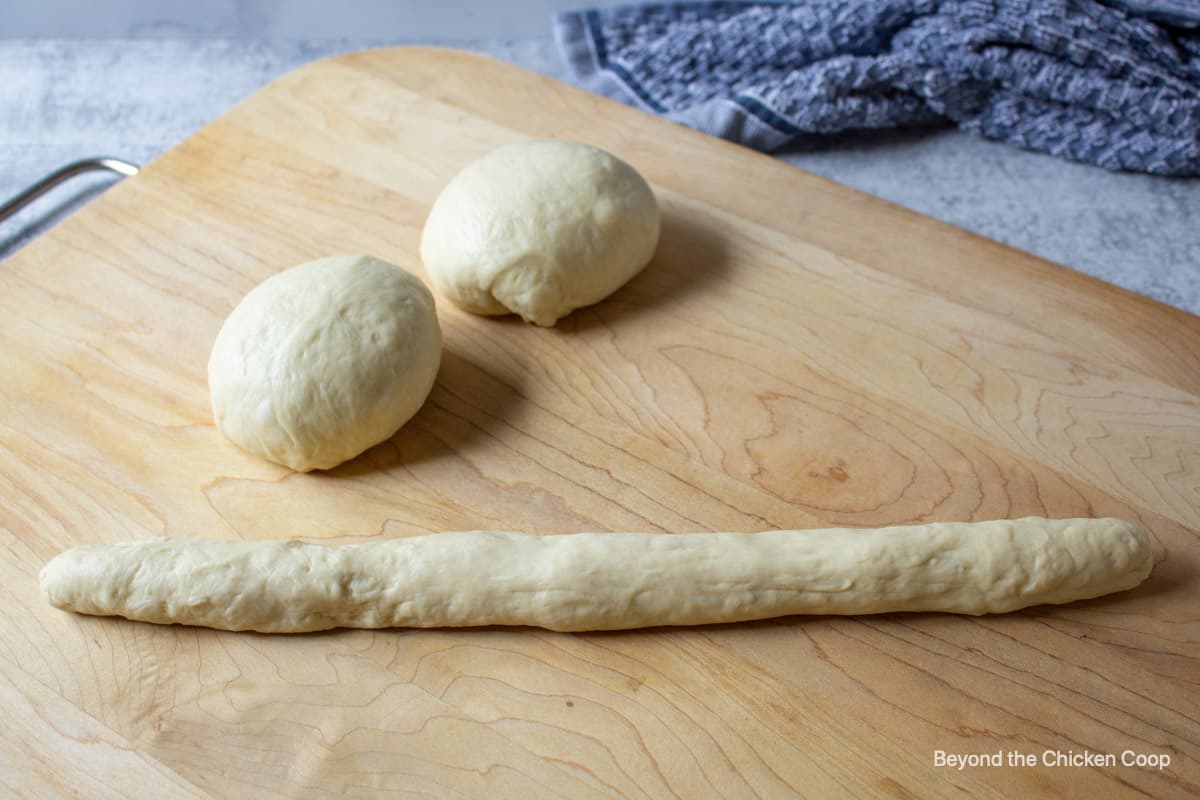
2, 37, 1197, 314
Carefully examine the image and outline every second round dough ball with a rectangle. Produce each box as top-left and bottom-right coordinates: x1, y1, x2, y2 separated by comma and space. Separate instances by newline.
420, 140, 660, 327
208, 254, 441, 472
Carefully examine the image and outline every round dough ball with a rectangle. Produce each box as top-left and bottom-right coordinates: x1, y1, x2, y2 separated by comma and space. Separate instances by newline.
208, 254, 441, 472
420, 140, 660, 327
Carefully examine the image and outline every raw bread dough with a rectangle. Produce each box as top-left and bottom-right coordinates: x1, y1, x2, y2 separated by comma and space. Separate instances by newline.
40, 518, 1152, 633
420, 140, 660, 327
208, 254, 441, 472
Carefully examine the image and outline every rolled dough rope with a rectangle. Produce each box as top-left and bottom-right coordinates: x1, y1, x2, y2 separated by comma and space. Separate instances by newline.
39, 518, 1152, 633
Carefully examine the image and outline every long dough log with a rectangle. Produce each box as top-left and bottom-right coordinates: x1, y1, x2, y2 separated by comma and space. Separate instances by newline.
39, 518, 1152, 633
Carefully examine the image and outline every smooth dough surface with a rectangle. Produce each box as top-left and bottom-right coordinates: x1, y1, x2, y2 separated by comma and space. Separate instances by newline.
40, 518, 1152, 633
420, 140, 660, 327
208, 254, 441, 472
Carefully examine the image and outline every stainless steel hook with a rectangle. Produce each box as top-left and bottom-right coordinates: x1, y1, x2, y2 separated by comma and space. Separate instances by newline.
0, 157, 140, 223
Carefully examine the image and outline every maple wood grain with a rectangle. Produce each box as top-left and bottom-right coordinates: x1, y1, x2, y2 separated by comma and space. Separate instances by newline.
1, 47, 1196, 798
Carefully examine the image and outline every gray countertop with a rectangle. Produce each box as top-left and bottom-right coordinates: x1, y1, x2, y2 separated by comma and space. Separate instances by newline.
2, 35, 1198, 315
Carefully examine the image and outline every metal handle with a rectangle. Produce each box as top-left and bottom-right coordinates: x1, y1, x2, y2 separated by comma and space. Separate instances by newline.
0, 157, 140, 223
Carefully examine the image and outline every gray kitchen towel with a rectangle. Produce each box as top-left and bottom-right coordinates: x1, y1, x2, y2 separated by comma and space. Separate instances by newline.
554, 1, 1200, 175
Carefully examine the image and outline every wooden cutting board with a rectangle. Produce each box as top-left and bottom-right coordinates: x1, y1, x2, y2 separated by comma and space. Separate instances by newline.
2, 47, 1197, 799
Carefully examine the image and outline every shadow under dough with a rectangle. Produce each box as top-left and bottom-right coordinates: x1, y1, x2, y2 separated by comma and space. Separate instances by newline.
320, 344, 527, 478
321, 204, 730, 474
557, 204, 732, 332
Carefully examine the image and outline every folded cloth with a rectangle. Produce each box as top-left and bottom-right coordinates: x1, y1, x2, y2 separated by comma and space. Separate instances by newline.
554, 0, 1200, 175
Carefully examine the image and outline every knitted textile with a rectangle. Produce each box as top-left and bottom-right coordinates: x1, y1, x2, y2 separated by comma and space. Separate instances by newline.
554, 1, 1200, 175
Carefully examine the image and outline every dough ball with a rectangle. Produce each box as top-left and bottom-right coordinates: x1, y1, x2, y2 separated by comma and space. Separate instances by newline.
208, 254, 442, 472
420, 140, 660, 327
